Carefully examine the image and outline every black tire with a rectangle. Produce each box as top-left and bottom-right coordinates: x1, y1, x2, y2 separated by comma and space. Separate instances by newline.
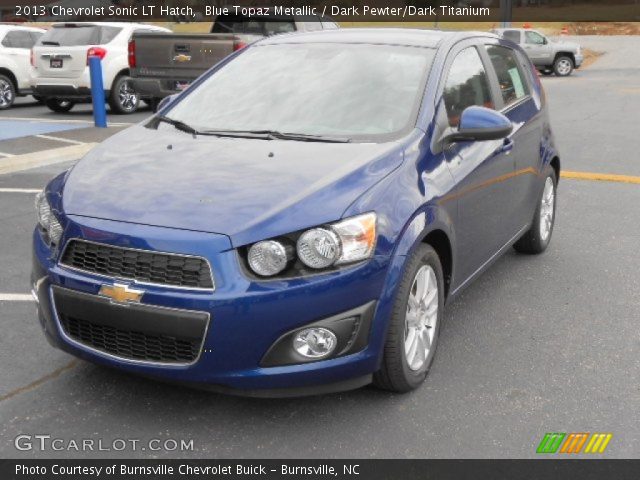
45, 98, 75, 113
553, 55, 574, 76
513, 167, 557, 254
32, 95, 44, 103
540, 69, 554, 76
108, 75, 139, 114
0, 74, 16, 110
373, 244, 445, 393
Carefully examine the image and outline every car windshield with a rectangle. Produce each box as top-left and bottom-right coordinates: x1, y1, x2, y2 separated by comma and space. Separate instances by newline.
165, 43, 435, 142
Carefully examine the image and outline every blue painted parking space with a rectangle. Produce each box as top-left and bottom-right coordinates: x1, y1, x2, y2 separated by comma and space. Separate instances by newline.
0, 120, 85, 141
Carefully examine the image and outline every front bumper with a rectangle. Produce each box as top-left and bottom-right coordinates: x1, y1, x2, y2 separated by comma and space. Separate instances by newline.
574, 53, 584, 68
32, 215, 392, 396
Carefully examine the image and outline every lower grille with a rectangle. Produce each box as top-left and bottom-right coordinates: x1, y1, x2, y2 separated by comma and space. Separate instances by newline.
53, 286, 209, 365
60, 315, 200, 363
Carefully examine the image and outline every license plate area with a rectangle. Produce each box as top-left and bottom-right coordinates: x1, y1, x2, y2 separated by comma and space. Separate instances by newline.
50, 58, 63, 68
173, 80, 190, 91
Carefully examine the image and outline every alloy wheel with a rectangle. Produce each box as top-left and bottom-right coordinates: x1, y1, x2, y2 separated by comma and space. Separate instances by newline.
556, 59, 572, 76
118, 80, 139, 112
0, 79, 13, 107
404, 265, 439, 371
539, 177, 555, 242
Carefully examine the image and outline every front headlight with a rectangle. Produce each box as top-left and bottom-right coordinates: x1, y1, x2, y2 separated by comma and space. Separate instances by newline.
35, 191, 62, 246
245, 212, 377, 277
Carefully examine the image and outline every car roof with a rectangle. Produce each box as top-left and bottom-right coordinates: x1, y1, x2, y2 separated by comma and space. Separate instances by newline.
0, 24, 46, 33
50, 22, 167, 30
260, 28, 498, 49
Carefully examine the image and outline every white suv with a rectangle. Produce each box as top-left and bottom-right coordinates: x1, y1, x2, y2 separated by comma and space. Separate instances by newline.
0, 25, 45, 109
31, 22, 170, 114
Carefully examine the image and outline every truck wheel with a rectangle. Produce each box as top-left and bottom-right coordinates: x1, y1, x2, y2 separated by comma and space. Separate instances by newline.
540, 69, 553, 76
553, 56, 574, 76
108, 76, 139, 114
373, 244, 444, 393
0, 74, 16, 110
45, 99, 75, 113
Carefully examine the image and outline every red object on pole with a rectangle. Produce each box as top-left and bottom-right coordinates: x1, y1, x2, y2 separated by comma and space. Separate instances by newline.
561, 26, 569, 36
523, 23, 532, 29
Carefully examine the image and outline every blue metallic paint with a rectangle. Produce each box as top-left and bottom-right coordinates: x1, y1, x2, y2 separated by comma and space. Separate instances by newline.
32, 29, 559, 395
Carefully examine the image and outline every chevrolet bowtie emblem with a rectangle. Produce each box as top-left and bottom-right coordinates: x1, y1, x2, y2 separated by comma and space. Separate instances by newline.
99, 283, 144, 304
173, 54, 191, 62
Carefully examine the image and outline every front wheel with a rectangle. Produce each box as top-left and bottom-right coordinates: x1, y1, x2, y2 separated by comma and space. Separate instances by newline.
513, 168, 557, 254
0, 74, 16, 110
45, 98, 75, 113
108, 76, 139, 114
373, 244, 444, 393
553, 56, 574, 76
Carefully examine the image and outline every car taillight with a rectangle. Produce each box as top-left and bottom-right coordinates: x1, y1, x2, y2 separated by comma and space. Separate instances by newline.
233, 40, 247, 52
128, 39, 136, 68
86, 46, 107, 65
30, 49, 35, 67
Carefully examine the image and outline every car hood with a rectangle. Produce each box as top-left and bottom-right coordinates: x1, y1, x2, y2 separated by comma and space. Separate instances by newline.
62, 125, 404, 246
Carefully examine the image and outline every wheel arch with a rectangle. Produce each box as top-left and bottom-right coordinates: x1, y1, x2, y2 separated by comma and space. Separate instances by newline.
554, 52, 575, 65
550, 156, 561, 183
422, 229, 452, 299
0, 67, 18, 89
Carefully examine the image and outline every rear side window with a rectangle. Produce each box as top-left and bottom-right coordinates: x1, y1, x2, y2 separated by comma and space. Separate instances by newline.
37, 25, 121, 46
2, 30, 37, 48
443, 47, 494, 127
486, 45, 530, 107
502, 30, 521, 44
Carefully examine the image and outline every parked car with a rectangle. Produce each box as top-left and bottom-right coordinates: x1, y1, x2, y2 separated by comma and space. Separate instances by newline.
0, 24, 44, 109
31, 22, 170, 114
491, 28, 583, 76
33, 29, 559, 396
129, 14, 339, 108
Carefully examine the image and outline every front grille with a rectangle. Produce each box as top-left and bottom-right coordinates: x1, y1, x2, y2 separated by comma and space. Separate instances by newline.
60, 314, 201, 363
60, 240, 213, 289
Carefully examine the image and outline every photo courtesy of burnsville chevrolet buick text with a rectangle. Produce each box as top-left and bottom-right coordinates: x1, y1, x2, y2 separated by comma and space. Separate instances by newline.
32, 28, 559, 397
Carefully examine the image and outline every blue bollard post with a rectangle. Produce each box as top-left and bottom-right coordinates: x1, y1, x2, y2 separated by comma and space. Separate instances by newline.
88, 56, 107, 128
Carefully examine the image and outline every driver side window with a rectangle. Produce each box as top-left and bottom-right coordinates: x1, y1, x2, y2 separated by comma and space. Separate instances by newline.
443, 47, 494, 128
525, 31, 546, 45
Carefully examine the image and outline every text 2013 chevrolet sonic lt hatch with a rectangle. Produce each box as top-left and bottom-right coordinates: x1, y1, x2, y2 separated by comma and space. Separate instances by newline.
32, 29, 559, 396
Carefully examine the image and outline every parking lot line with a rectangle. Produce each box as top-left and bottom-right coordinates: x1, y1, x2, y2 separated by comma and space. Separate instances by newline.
0, 293, 34, 301
35, 134, 86, 145
561, 170, 640, 184
0, 188, 41, 193
0, 116, 132, 126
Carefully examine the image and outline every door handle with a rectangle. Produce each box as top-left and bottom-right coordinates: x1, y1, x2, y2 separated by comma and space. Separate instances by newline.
496, 138, 514, 155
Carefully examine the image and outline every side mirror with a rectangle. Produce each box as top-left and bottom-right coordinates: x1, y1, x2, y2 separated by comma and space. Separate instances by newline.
543, 37, 548, 45
157, 94, 178, 112
444, 106, 513, 144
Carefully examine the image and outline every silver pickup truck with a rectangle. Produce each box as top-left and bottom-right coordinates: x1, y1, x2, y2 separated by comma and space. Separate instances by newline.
129, 15, 339, 107
491, 28, 583, 76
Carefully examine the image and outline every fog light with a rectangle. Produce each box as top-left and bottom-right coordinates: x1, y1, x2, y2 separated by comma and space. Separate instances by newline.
293, 327, 337, 359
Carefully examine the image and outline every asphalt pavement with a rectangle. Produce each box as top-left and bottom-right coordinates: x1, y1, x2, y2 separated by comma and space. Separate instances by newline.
0, 36, 638, 459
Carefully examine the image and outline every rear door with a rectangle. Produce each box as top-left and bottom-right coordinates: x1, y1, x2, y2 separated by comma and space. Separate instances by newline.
34, 24, 117, 79
483, 42, 542, 231
441, 43, 516, 282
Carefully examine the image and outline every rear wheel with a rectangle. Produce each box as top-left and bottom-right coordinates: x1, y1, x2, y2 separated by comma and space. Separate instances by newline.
514, 168, 557, 254
0, 74, 16, 110
374, 244, 444, 393
108, 76, 139, 114
45, 98, 75, 113
553, 56, 574, 76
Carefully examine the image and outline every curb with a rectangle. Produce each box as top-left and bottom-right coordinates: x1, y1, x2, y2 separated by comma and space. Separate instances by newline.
0, 143, 97, 175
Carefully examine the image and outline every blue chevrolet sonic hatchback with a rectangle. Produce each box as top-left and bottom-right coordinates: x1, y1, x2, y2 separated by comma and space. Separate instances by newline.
32, 29, 559, 396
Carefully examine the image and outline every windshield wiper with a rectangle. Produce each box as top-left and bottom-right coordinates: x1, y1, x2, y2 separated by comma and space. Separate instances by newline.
200, 129, 351, 143
153, 115, 199, 137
